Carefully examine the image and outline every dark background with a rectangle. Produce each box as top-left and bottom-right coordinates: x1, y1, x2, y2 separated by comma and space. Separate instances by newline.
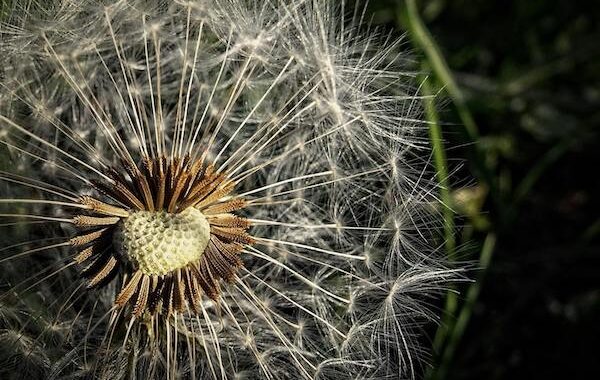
363, 1, 599, 379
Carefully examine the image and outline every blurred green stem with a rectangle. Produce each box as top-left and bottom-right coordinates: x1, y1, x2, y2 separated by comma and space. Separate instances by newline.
421, 72, 458, 371
403, 0, 478, 139
396, 1, 576, 379
422, 77, 455, 258
401, 0, 465, 361
398, 2, 501, 378
435, 233, 497, 380
399, 0, 500, 211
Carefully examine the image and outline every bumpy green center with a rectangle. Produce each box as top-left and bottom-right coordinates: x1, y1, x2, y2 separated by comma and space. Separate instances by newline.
114, 208, 211, 276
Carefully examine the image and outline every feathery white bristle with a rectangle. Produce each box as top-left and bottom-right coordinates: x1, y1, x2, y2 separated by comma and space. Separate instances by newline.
0, 1, 459, 379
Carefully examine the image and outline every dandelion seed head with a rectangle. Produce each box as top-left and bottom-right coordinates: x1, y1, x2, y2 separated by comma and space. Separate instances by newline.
0, 0, 462, 378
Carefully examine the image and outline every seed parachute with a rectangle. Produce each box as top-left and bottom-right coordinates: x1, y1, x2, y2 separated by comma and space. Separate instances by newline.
0, 1, 458, 379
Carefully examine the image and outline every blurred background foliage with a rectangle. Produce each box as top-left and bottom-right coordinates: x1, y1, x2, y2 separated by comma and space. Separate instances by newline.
363, 0, 599, 379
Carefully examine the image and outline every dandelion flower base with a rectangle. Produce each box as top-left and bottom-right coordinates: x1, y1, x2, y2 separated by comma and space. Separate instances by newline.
67, 157, 253, 317
114, 208, 210, 276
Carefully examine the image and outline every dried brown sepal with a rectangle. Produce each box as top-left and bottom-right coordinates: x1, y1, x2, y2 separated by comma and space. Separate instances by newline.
70, 227, 111, 247
180, 171, 222, 209
173, 269, 186, 312
206, 214, 251, 228
184, 268, 201, 313
115, 271, 143, 306
210, 226, 255, 245
202, 198, 247, 215
162, 276, 175, 315
87, 256, 118, 288
194, 181, 236, 209
113, 181, 146, 210
72, 215, 120, 227
204, 242, 236, 281
192, 260, 219, 301
210, 237, 244, 268
79, 196, 129, 217
74, 243, 108, 264
133, 275, 150, 317
148, 276, 165, 314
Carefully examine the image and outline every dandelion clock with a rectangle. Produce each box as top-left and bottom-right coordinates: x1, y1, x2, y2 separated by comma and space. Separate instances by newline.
0, 1, 457, 379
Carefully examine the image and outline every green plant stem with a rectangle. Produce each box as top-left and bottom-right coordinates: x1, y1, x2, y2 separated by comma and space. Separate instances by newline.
401, 0, 466, 360
422, 77, 455, 258
421, 76, 460, 376
421, 73, 457, 365
404, 0, 478, 139
398, 3, 501, 378
435, 233, 497, 380
399, 0, 500, 213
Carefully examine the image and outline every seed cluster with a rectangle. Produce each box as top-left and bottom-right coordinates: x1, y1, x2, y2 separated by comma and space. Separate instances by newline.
114, 208, 211, 276
70, 156, 254, 317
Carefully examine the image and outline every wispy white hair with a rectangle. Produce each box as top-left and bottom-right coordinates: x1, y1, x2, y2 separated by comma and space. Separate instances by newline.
0, 1, 458, 379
